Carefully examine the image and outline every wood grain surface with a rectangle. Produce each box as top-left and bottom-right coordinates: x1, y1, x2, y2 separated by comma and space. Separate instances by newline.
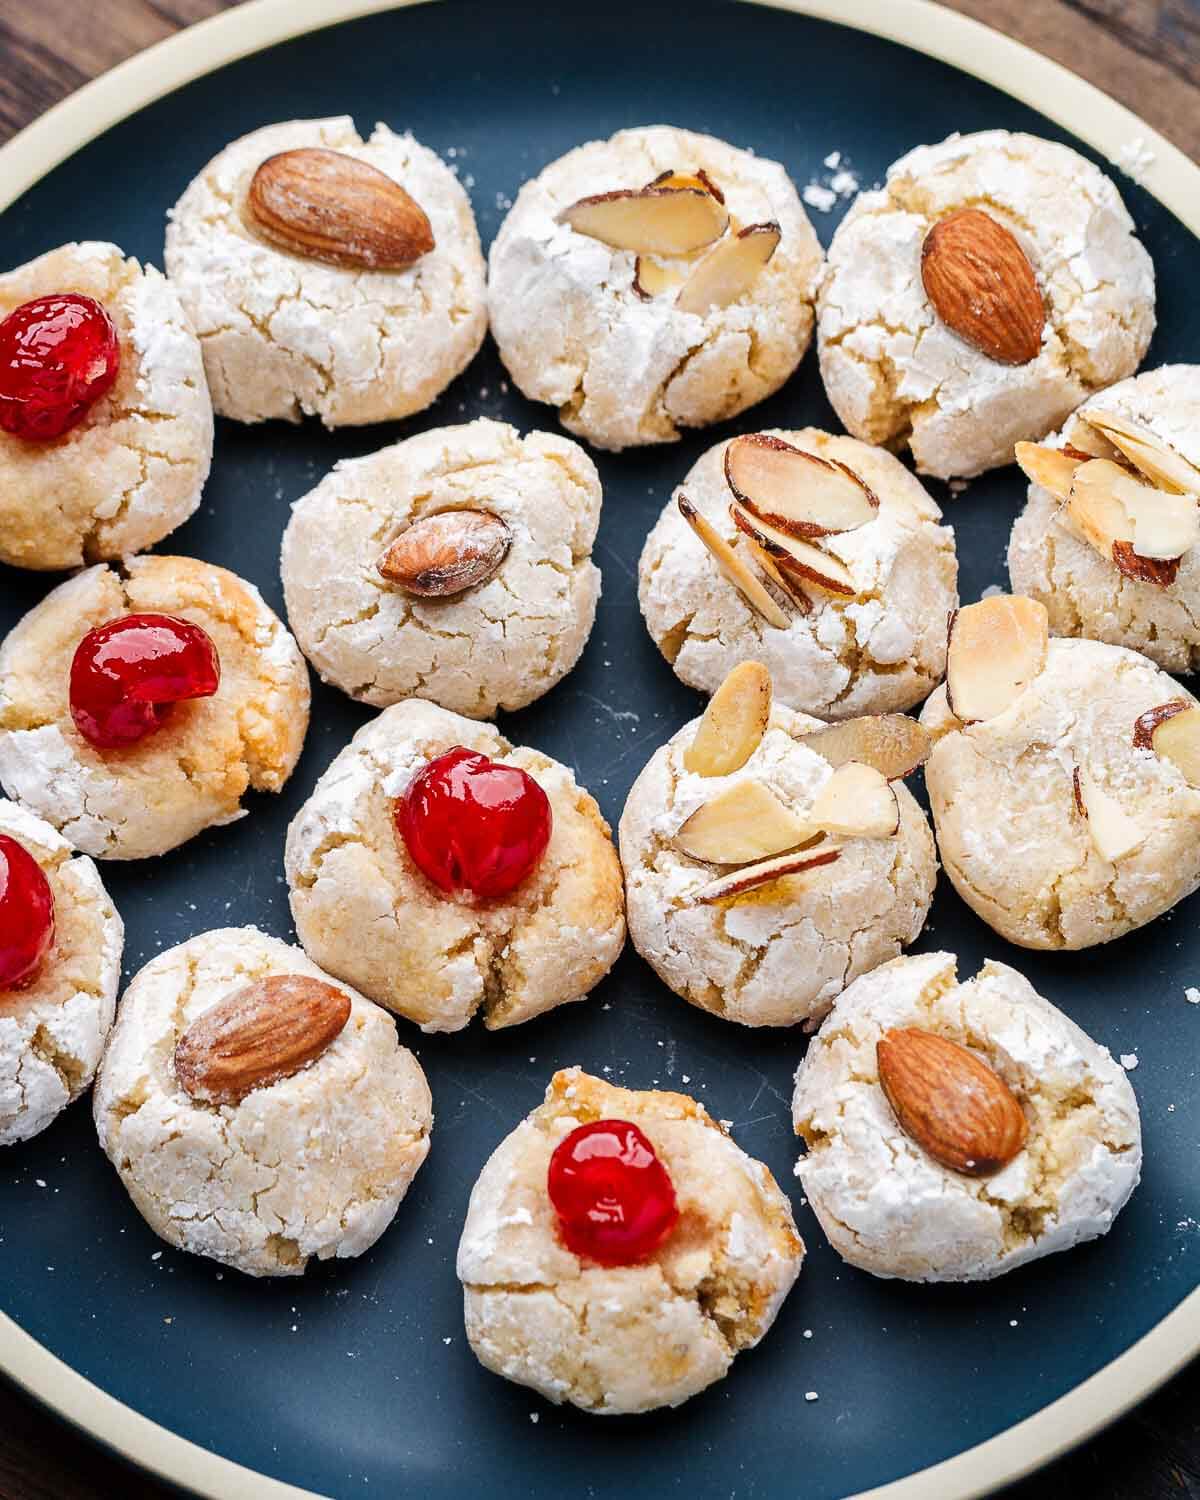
0, 2, 1198, 1498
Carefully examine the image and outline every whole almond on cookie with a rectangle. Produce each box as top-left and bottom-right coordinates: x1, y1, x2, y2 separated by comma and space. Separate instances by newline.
876, 1026, 1028, 1176
245, 148, 435, 270
378, 510, 512, 597
174, 974, 352, 1106
920, 208, 1044, 365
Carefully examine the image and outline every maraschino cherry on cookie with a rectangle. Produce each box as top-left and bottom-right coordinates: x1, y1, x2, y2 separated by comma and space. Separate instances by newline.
69, 614, 220, 750
0, 833, 54, 990
547, 1118, 679, 1265
0, 293, 120, 442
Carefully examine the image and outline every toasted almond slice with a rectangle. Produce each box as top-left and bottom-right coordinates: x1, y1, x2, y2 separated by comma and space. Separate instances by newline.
725, 433, 878, 538
684, 661, 772, 776
798, 714, 932, 780
675, 221, 781, 315
674, 780, 814, 864
633, 256, 686, 299
1068, 458, 1195, 580
945, 595, 1049, 724
689, 844, 842, 904
646, 167, 726, 204
678, 494, 789, 630
739, 531, 812, 613
730, 504, 857, 598
1065, 458, 1134, 556
1111, 543, 1181, 588
810, 762, 899, 838
1134, 699, 1200, 785
1124, 490, 1200, 561
1074, 765, 1146, 863
1081, 409, 1200, 495
378, 510, 512, 596
1013, 442, 1081, 503
559, 186, 728, 255
1064, 421, 1122, 462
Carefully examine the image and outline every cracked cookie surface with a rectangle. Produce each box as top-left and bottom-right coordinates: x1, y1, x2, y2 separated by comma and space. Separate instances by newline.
0, 242, 213, 571
1009, 365, 1200, 672
638, 428, 957, 717
165, 117, 487, 427
619, 702, 937, 1027
0, 799, 122, 1145
285, 700, 625, 1032
0, 555, 310, 859
93, 926, 432, 1276
487, 124, 823, 451
817, 130, 1155, 479
793, 951, 1141, 1281
457, 1067, 803, 1413
281, 418, 602, 716
921, 637, 1200, 948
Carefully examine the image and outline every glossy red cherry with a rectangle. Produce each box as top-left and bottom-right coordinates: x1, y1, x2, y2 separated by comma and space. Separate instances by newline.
547, 1119, 679, 1266
0, 835, 55, 991
0, 294, 120, 442
69, 614, 220, 750
396, 746, 552, 899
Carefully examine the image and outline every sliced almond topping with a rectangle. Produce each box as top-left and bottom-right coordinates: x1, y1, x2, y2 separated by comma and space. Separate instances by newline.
674, 780, 814, 864
689, 843, 842, 904
810, 762, 899, 839
1067, 458, 1196, 583
675, 221, 781, 315
559, 186, 728, 255
725, 433, 878, 538
1111, 543, 1181, 588
739, 530, 813, 613
684, 661, 772, 776
1013, 442, 1081, 503
633, 256, 686, 300
645, 167, 726, 204
945, 595, 1049, 724
798, 714, 932, 780
678, 494, 789, 630
1080, 409, 1200, 495
378, 510, 512, 597
1064, 421, 1122, 462
1073, 765, 1146, 863
1133, 699, 1200, 785
730, 504, 857, 598
920, 208, 1044, 366
877, 1027, 1028, 1176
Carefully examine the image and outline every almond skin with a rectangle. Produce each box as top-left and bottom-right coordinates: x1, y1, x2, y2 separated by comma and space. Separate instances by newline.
245, 148, 435, 270
920, 208, 1044, 366
1132, 698, 1192, 750
876, 1026, 1028, 1176
174, 974, 352, 1107
1111, 541, 1181, 588
378, 510, 512, 597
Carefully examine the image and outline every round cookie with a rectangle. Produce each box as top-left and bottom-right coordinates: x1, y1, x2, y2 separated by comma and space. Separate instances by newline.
457, 1067, 803, 1414
165, 117, 487, 427
94, 927, 432, 1277
285, 700, 625, 1032
0, 556, 310, 859
0, 241, 213, 571
281, 419, 602, 716
793, 952, 1142, 1282
638, 428, 957, 717
487, 124, 823, 451
817, 130, 1155, 480
0, 800, 122, 1145
619, 671, 937, 1027
1009, 366, 1200, 673
922, 630, 1200, 949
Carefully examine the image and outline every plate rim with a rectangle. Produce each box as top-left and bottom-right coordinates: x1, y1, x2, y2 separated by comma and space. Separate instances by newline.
0, 1, 1196, 1498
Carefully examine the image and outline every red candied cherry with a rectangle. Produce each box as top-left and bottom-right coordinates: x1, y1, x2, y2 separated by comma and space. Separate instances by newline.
69, 614, 220, 750
396, 746, 552, 899
0, 835, 55, 990
547, 1119, 680, 1266
0, 294, 120, 442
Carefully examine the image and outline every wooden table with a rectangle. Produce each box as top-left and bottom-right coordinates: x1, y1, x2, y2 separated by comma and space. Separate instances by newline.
1, 1, 1198, 1497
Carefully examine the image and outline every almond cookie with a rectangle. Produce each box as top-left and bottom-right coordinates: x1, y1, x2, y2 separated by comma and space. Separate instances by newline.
285, 700, 624, 1032
281, 419, 601, 716
793, 952, 1141, 1282
488, 124, 823, 451
0, 556, 309, 859
639, 428, 957, 717
1009, 366, 1200, 672
619, 661, 937, 1027
818, 130, 1155, 480
0, 800, 122, 1145
164, 117, 487, 427
457, 1067, 803, 1414
922, 595, 1200, 948
93, 927, 432, 1277
0, 242, 213, 571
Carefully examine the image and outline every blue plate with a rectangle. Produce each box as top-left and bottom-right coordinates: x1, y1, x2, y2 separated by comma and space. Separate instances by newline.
1, 2, 1197, 1497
